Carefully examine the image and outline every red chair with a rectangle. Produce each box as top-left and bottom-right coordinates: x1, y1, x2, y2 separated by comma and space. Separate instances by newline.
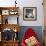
21, 28, 41, 46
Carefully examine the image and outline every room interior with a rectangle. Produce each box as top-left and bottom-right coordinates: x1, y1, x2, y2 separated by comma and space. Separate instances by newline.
0, 0, 45, 46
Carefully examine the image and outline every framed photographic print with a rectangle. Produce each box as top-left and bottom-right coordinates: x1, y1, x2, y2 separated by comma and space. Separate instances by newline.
23, 7, 37, 21
2, 10, 9, 15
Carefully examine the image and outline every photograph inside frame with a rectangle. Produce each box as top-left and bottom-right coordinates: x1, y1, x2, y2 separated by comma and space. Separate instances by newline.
23, 7, 37, 21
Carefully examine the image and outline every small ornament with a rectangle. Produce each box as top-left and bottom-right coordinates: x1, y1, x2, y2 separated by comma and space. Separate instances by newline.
5, 18, 8, 24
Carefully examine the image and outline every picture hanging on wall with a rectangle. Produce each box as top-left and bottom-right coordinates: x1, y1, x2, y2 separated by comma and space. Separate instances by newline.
23, 7, 37, 21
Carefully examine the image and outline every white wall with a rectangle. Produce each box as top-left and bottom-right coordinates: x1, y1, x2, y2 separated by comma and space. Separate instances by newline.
18, 0, 44, 26
0, 0, 44, 26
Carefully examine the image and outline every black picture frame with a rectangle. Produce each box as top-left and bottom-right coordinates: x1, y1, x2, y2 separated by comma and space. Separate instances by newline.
23, 7, 37, 21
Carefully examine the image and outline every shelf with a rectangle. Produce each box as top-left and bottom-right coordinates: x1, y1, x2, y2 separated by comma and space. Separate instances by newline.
2, 40, 19, 46
2, 40, 19, 43
0, 7, 19, 15
0, 24, 20, 32
0, 7, 18, 10
0, 7, 19, 46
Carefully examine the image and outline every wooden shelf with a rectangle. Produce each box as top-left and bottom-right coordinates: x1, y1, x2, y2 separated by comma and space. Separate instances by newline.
0, 7, 18, 10
2, 40, 19, 42
0, 7, 19, 15
0, 7, 19, 46
1, 40, 19, 46
0, 24, 20, 32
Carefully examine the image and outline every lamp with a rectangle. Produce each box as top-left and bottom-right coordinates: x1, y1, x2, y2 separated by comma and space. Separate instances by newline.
15, 0, 17, 7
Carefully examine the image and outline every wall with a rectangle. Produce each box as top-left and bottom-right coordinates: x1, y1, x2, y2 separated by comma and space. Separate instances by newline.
0, 0, 44, 26
18, 0, 44, 26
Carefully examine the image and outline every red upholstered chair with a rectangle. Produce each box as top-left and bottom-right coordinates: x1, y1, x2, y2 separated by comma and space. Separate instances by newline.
21, 28, 41, 46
